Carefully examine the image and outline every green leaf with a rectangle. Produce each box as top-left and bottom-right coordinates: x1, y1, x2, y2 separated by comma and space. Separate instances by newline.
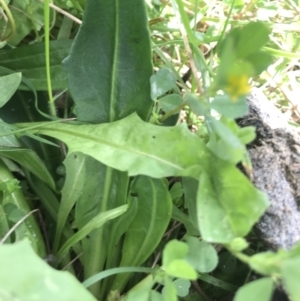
210, 95, 248, 119
53, 152, 86, 252
150, 68, 177, 100
170, 182, 183, 200
23, 113, 206, 178
163, 277, 178, 301
0, 204, 10, 244
165, 259, 197, 280
157, 94, 184, 113
0, 0, 44, 46
245, 52, 273, 75
0, 160, 46, 257
236, 22, 270, 59
56, 205, 127, 260
171, 206, 199, 236
207, 117, 245, 164
0, 73, 22, 107
182, 177, 199, 228
173, 279, 191, 297
0, 148, 56, 191
162, 240, 189, 267
197, 164, 269, 243
237, 126, 256, 145
63, 0, 153, 123
281, 257, 300, 301
185, 92, 209, 116
0, 41, 72, 90
0, 240, 97, 301
185, 237, 218, 273
113, 176, 172, 291
234, 278, 274, 301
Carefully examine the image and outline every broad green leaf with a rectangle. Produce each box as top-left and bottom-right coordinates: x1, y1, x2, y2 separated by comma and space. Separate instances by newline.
53, 152, 86, 252
197, 164, 269, 243
281, 257, 300, 301
234, 278, 273, 301
0, 73, 21, 107
63, 0, 153, 123
236, 22, 270, 59
113, 176, 172, 291
185, 237, 218, 273
210, 95, 248, 119
22, 113, 206, 178
56, 205, 127, 260
0, 41, 72, 90
0, 148, 56, 190
162, 240, 189, 268
150, 68, 177, 100
0, 240, 97, 301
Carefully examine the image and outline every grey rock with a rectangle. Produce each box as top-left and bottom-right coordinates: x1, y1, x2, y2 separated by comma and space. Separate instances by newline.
238, 88, 300, 250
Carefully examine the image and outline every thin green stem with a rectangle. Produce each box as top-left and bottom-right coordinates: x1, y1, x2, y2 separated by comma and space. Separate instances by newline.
0, 0, 16, 41
43, 0, 56, 116
159, 101, 187, 123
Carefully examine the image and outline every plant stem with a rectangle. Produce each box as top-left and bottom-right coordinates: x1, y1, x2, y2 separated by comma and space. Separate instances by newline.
43, 0, 56, 117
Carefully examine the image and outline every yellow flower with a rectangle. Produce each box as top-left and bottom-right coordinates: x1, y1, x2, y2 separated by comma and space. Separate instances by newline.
225, 74, 250, 101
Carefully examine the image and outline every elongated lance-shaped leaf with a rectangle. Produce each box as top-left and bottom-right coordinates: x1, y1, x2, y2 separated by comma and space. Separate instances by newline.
56, 205, 128, 260
20, 113, 206, 178
53, 152, 86, 253
63, 0, 153, 123
112, 176, 173, 291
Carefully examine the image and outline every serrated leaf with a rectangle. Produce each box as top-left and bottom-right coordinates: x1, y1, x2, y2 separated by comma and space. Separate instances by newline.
23, 113, 206, 178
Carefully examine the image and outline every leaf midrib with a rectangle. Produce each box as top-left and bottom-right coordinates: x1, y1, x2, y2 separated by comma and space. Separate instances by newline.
37, 128, 185, 171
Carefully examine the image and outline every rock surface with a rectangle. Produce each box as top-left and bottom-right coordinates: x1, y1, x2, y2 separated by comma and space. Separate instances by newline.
238, 89, 300, 250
